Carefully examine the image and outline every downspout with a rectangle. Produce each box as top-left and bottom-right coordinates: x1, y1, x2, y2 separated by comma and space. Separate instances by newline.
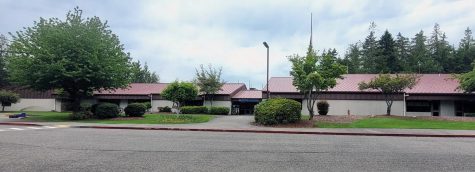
150, 94, 153, 113
403, 92, 407, 116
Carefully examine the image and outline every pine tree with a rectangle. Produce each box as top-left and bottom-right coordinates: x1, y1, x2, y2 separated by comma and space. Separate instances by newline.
395, 33, 411, 72
343, 43, 361, 73
377, 30, 399, 73
361, 22, 379, 73
410, 30, 441, 73
428, 23, 449, 72
456, 27, 475, 72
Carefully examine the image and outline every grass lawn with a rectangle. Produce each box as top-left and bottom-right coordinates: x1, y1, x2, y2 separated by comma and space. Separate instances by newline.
316, 117, 475, 130
10, 111, 214, 124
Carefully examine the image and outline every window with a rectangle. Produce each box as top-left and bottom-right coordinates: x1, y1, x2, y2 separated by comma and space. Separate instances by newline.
406, 100, 431, 112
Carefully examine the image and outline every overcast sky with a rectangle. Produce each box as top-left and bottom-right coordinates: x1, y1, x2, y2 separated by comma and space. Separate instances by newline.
1, 0, 474, 89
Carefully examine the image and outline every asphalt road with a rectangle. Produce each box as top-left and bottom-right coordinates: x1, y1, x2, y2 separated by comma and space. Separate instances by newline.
1, 126, 474, 172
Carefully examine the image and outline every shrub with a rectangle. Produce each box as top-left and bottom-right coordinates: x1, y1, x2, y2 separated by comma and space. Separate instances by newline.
159, 106, 172, 112
124, 103, 147, 117
91, 103, 99, 115
317, 101, 329, 115
208, 107, 230, 115
254, 98, 301, 125
95, 103, 120, 119
80, 102, 92, 112
180, 106, 208, 114
143, 102, 152, 110
69, 111, 88, 120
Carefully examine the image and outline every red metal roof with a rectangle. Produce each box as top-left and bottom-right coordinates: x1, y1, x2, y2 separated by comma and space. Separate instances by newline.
232, 90, 263, 99
265, 74, 463, 94
94, 83, 246, 96
94, 83, 168, 95
217, 83, 246, 95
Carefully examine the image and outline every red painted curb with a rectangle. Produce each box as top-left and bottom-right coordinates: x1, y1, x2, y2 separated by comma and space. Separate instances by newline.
72, 126, 475, 138
0, 122, 43, 126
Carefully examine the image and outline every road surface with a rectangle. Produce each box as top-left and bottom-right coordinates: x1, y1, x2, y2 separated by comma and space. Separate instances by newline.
0, 125, 474, 171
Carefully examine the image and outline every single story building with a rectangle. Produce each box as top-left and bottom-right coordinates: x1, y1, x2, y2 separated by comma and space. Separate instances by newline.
4, 74, 474, 117
263, 74, 475, 116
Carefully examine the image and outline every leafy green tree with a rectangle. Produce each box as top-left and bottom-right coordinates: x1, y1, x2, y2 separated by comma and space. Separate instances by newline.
0, 34, 9, 88
130, 61, 159, 83
289, 42, 346, 120
5, 7, 132, 111
358, 74, 419, 115
377, 30, 399, 73
161, 81, 198, 110
395, 32, 411, 72
194, 64, 225, 106
361, 22, 380, 73
459, 69, 475, 93
0, 90, 20, 111
409, 30, 441, 73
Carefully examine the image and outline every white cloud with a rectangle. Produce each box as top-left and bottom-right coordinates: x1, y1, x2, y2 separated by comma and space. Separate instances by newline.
1, 0, 474, 88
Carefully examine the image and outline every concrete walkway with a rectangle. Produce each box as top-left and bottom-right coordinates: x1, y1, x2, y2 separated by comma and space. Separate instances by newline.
2, 115, 475, 137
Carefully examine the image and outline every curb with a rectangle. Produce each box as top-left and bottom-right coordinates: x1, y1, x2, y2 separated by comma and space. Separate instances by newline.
72, 126, 475, 138
0, 122, 44, 126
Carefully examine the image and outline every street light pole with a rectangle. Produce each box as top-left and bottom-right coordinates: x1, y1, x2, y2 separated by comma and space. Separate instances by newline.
263, 42, 269, 99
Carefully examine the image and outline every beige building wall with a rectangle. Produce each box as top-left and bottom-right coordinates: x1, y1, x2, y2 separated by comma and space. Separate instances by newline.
440, 100, 455, 116
152, 100, 174, 112
301, 99, 404, 116
5, 99, 56, 111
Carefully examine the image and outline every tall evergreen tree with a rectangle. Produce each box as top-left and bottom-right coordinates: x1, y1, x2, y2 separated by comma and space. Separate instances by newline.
361, 22, 379, 73
456, 27, 475, 72
130, 61, 159, 83
343, 43, 361, 73
377, 30, 399, 73
428, 23, 450, 72
410, 30, 441, 73
395, 32, 411, 72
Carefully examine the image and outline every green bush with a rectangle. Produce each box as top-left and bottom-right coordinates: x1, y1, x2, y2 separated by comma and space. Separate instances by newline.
80, 102, 92, 112
95, 103, 120, 119
181, 106, 208, 114
317, 101, 329, 115
69, 111, 88, 120
254, 98, 301, 125
124, 103, 147, 117
159, 106, 172, 112
208, 107, 230, 115
143, 102, 152, 110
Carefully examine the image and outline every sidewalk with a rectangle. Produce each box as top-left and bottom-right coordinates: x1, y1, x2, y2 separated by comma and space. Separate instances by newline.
2, 115, 475, 137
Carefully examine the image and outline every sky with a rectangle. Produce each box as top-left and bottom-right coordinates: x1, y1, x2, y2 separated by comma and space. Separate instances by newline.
1, 0, 474, 89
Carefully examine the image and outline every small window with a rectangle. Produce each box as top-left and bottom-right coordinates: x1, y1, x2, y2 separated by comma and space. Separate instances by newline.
407, 100, 431, 112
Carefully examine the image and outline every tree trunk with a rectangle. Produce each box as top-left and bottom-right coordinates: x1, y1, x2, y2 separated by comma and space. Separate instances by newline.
1, 105, 4, 112
386, 106, 391, 116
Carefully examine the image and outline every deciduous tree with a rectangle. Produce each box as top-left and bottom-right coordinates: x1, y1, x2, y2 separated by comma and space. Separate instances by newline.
6, 7, 132, 112
194, 64, 225, 106
358, 74, 419, 115
0, 90, 20, 112
161, 81, 198, 111
289, 42, 346, 120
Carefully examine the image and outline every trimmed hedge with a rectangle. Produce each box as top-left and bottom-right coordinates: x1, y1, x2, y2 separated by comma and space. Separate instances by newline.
95, 103, 120, 119
254, 98, 301, 125
180, 106, 208, 114
124, 103, 147, 117
159, 106, 172, 112
317, 101, 329, 115
208, 107, 230, 115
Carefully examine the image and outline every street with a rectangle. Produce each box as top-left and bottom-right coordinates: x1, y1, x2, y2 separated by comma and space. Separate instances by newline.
1, 126, 474, 172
